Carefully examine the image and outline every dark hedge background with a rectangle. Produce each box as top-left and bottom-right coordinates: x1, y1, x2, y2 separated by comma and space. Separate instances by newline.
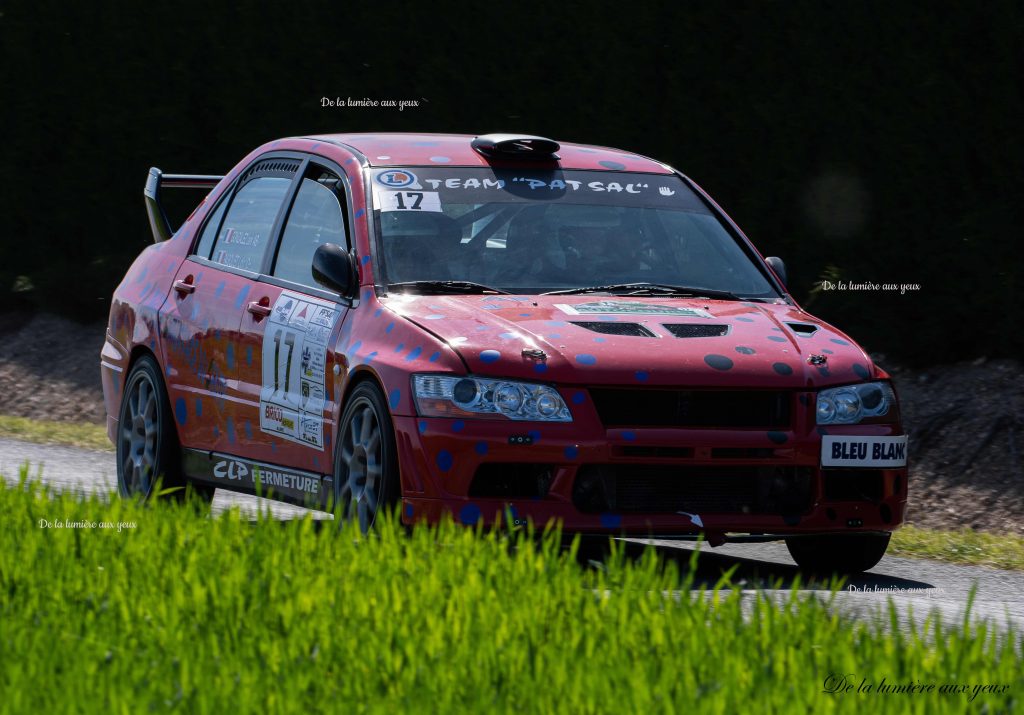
1, 2, 1020, 365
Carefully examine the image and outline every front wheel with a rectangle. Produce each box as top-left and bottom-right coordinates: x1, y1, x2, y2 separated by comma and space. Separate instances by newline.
785, 532, 892, 574
332, 381, 401, 533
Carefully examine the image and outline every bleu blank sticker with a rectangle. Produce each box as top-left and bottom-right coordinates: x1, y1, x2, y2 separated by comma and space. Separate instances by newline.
820, 435, 908, 467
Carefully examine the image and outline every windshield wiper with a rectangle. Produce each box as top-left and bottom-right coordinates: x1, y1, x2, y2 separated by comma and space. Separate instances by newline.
541, 282, 743, 300
387, 280, 510, 295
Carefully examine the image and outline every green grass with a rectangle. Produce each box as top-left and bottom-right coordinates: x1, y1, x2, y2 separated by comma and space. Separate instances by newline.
1, 471, 1021, 714
891, 525, 1024, 571
0, 414, 111, 451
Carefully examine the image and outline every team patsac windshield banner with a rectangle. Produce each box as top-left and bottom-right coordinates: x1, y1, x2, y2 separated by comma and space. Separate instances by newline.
370, 168, 711, 213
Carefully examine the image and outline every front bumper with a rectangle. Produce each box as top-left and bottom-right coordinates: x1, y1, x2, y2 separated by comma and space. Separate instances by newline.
393, 409, 908, 536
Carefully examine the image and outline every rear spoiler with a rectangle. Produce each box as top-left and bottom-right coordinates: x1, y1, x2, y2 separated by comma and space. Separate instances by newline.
144, 167, 223, 243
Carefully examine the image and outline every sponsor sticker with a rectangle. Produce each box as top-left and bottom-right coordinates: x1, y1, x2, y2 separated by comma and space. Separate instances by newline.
259, 290, 341, 450
821, 435, 908, 468
376, 169, 419, 188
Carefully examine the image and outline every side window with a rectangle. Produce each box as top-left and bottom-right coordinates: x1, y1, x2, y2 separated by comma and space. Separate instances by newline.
210, 176, 292, 272
272, 169, 348, 287
194, 193, 229, 259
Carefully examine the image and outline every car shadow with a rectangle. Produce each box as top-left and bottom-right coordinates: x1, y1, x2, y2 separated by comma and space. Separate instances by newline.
604, 539, 936, 592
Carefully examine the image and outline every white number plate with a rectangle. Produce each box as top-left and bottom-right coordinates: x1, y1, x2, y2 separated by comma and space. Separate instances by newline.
821, 435, 908, 467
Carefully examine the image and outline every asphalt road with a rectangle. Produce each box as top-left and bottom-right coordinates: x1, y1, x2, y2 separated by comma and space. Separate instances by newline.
3, 436, 1022, 636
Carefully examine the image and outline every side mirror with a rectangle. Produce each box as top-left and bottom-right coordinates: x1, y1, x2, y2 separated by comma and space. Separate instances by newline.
765, 256, 787, 287
312, 243, 357, 297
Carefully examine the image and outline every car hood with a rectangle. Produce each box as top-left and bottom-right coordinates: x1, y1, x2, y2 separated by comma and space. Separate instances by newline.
379, 294, 878, 388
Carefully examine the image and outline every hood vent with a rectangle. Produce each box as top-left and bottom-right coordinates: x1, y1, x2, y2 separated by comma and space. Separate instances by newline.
570, 321, 656, 337
663, 324, 730, 338
785, 322, 819, 336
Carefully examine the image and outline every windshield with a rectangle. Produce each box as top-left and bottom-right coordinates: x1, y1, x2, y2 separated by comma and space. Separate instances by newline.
370, 167, 780, 299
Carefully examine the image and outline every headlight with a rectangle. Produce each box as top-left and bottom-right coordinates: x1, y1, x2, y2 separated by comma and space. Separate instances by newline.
412, 374, 573, 422
816, 382, 897, 425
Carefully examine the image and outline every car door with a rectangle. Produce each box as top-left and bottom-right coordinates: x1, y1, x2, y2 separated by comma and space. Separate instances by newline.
233, 158, 353, 476
163, 158, 299, 455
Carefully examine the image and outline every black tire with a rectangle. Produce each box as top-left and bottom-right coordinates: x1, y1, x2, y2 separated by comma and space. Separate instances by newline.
332, 381, 401, 533
116, 354, 211, 503
785, 532, 891, 574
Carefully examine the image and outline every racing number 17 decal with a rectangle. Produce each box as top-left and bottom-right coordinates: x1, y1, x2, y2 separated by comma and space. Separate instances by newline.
259, 291, 340, 449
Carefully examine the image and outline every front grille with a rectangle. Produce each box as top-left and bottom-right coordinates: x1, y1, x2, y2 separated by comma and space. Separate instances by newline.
469, 463, 554, 499
570, 321, 656, 337
662, 324, 730, 338
823, 469, 884, 502
590, 388, 791, 428
572, 465, 814, 514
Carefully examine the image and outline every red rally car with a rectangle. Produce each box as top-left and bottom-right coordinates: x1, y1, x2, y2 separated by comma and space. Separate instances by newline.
101, 132, 908, 572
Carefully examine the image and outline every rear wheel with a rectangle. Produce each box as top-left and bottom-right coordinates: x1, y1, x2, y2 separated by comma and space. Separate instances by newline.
333, 381, 400, 533
116, 355, 211, 503
785, 532, 891, 574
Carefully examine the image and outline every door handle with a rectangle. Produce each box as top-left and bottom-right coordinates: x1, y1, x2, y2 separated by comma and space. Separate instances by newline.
173, 278, 195, 295
247, 300, 272, 318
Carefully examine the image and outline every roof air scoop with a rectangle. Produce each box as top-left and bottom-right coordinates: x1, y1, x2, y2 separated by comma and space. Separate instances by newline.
471, 134, 560, 160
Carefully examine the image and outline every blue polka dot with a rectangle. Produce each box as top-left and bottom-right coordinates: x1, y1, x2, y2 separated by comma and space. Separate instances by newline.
246, 347, 253, 366
599, 160, 626, 170
459, 503, 481, 525
480, 350, 501, 363
429, 351, 441, 362
564, 446, 579, 459
767, 336, 787, 343
597, 315, 618, 322
405, 346, 423, 361
385, 321, 395, 333
518, 313, 531, 317
361, 255, 370, 265
475, 326, 490, 331
704, 354, 733, 370
404, 503, 414, 518
225, 344, 235, 370
373, 308, 383, 318
822, 348, 834, 355
533, 363, 548, 373
363, 289, 373, 301
190, 302, 200, 321
194, 398, 202, 417
600, 513, 622, 529
364, 351, 378, 364
635, 370, 649, 382
244, 421, 253, 440
389, 389, 401, 409
452, 420, 465, 433
817, 367, 831, 377
425, 314, 445, 320
593, 337, 606, 343
736, 316, 754, 323
499, 332, 517, 340
174, 398, 187, 425
430, 156, 452, 163
830, 338, 850, 346
735, 346, 756, 355
214, 281, 225, 298
853, 363, 870, 379
226, 417, 236, 444
474, 441, 489, 455
572, 391, 586, 405
418, 420, 427, 434
394, 343, 405, 353
767, 431, 788, 444
234, 284, 250, 310
622, 431, 636, 442
773, 362, 793, 375
436, 450, 454, 471
527, 430, 541, 443
354, 208, 366, 219
576, 354, 597, 365
547, 321, 567, 327
413, 141, 439, 146
212, 425, 219, 438
348, 340, 363, 357
548, 333, 561, 339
